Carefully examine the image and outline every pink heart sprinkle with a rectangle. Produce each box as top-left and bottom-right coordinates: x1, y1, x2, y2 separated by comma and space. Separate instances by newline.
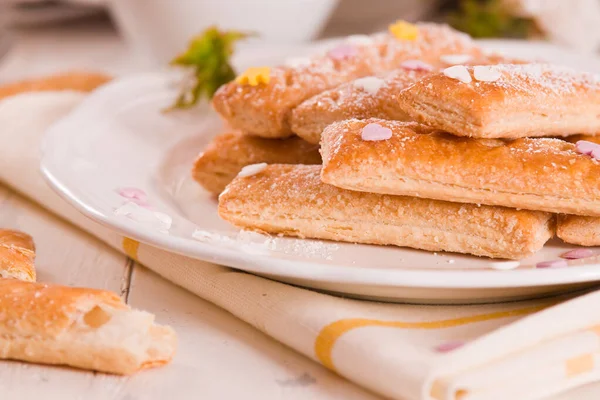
536, 259, 568, 269
576, 140, 600, 156
361, 123, 393, 141
400, 60, 434, 71
117, 187, 150, 207
592, 147, 600, 161
117, 187, 147, 201
561, 248, 595, 259
328, 44, 358, 61
434, 341, 465, 353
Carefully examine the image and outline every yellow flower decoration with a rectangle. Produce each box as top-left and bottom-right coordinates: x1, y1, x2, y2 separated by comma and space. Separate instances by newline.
389, 20, 419, 41
235, 67, 271, 86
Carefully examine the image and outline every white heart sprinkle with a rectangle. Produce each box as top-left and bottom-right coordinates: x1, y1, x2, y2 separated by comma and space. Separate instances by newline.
284, 57, 312, 68
353, 76, 385, 95
345, 34, 373, 46
192, 229, 214, 242
443, 65, 472, 83
440, 54, 472, 65
473, 66, 502, 82
114, 202, 172, 231
490, 261, 520, 270
238, 163, 268, 178
154, 212, 172, 229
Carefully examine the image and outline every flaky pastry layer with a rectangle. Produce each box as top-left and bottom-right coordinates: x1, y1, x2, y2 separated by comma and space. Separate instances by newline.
556, 215, 600, 246
556, 135, 600, 245
0, 229, 36, 281
396, 64, 600, 138
0, 280, 176, 375
290, 55, 527, 144
192, 131, 321, 194
320, 119, 600, 216
290, 69, 430, 144
212, 23, 480, 138
218, 165, 553, 259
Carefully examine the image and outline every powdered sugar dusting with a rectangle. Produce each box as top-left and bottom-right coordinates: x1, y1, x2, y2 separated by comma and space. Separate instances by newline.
192, 229, 339, 260
483, 64, 600, 95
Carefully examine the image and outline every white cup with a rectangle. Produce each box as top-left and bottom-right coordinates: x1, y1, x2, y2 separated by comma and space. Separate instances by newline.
103, 0, 339, 64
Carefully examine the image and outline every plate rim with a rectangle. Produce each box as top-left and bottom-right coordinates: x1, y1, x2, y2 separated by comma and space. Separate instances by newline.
40, 41, 600, 290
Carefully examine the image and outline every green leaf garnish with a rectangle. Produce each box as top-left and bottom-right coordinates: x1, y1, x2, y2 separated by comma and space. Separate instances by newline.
448, 0, 535, 39
168, 26, 252, 110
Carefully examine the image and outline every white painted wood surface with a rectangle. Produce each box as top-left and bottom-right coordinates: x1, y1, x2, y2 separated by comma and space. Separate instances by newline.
1, 18, 600, 400
0, 184, 376, 400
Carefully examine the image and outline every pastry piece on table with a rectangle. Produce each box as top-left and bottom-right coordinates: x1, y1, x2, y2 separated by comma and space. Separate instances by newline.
192, 131, 321, 195
0, 229, 36, 281
218, 164, 553, 259
290, 54, 528, 144
320, 119, 600, 216
556, 135, 600, 245
0, 279, 177, 375
396, 63, 600, 139
0, 72, 112, 100
212, 22, 482, 139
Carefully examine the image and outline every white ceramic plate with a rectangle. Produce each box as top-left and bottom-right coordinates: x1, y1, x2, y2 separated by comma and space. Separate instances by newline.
41, 41, 600, 303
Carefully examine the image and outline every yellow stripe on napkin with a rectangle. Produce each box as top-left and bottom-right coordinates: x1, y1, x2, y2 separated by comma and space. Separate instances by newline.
566, 354, 594, 377
315, 305, 549, 372
122, 237, 140, 260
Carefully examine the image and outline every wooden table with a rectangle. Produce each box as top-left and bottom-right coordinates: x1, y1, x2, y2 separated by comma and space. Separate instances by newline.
1, 19, 600, 400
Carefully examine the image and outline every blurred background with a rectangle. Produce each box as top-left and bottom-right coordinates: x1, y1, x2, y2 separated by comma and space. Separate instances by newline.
1, 0, 600, 76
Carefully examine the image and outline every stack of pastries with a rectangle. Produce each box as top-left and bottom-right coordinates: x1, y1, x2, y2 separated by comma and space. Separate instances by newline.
192, 20, 600, 260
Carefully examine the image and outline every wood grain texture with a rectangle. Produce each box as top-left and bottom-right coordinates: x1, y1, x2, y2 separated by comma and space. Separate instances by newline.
0, 183, 375, 400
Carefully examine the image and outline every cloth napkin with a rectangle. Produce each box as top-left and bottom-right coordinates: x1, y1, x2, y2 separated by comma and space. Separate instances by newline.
3, 90, 600, 400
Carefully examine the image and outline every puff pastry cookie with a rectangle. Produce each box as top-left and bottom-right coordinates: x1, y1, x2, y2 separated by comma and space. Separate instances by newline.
556, 135, 600, 245
0, 229, 36, 281
396, 64, 600, 138
290, 69, 430, 144
0, 72, 111, 100
556, 215, 600, 246
212, 23, 480, 138
320, 119, 600, 216
0, 280, 176, 374
218, 164, 553, 259
192, 131, 321, 195
290, 55, 527, 144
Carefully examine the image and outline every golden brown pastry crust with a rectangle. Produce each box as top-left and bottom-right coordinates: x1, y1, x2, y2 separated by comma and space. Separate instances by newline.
556, 135, 600, 245
192, 131, 321, 194
0, 229, 36, 282
320, 119, 600, 216
556, 215, 600, 246
290, 69, 430, 144
218, 165, 553, 259
396, 64, 600, 138
0, 72, 111, 100
212, 23, 480, 138
0, 280, 177, 374
290, 55, 527, 144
